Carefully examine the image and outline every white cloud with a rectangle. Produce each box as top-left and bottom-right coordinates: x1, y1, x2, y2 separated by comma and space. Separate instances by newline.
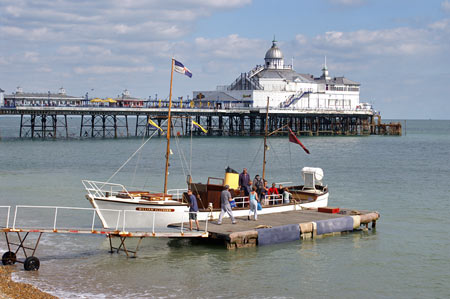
74, 65, 155, 75
194, 34, 265, 60
442, 0, 450, 12
24, 52, 39, 63
327, 0, 366, 6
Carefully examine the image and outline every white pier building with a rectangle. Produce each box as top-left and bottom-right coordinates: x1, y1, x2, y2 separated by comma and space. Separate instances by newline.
194, 39, 370, 111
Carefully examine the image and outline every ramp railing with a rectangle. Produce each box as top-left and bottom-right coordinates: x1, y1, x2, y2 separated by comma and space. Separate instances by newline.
12, 205, 122, 231
0, 206, 11, 228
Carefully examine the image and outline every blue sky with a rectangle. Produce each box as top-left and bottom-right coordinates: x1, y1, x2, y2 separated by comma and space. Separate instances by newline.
1, 0, 449, 119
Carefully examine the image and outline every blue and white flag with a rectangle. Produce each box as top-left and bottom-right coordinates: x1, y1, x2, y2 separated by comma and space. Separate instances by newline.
174, 60, 192, 78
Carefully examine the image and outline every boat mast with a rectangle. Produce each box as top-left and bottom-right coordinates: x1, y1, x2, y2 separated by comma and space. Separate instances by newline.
262, 97, 269, 181
163, 59, 175, 199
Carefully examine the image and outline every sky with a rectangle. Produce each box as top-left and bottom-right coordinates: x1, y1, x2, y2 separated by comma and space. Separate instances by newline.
1, 0, 449, 119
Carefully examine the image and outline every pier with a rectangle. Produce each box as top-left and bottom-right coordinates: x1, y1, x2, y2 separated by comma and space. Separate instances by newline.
0, 106, 401, 139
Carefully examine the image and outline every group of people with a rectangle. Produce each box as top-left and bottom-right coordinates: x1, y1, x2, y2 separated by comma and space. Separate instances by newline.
239, 168, 291, 206
186, 168, 293, 228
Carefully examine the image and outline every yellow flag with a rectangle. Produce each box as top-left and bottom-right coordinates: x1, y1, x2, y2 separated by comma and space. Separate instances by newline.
192, 120, 207, 133
148, 119, 163, 132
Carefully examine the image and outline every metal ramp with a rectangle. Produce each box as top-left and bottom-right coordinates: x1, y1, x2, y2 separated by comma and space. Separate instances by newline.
0, 205, 208, 270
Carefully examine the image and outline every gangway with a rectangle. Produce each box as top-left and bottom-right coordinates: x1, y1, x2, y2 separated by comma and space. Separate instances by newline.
0, 205, 208, 271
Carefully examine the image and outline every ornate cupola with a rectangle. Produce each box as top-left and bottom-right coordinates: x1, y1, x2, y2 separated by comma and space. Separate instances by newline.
264, 38, 284, 69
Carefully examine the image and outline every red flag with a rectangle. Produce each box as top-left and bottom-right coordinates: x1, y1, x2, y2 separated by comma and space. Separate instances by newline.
288, 128, 310, 154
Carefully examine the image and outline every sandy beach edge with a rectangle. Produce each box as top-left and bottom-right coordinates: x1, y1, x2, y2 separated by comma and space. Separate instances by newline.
0, 266, 56, 299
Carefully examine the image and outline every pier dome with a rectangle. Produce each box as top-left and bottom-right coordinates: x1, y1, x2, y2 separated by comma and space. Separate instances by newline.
264, 39, 284, 69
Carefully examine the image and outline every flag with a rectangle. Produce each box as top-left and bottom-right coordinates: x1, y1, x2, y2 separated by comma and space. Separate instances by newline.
192, 120, 207, 133
288, 127, 310, 154
148, 119, 163, 132
174, 60, 192, 78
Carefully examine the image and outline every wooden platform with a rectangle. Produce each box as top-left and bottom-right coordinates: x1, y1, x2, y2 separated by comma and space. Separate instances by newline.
170, 208, 380, 249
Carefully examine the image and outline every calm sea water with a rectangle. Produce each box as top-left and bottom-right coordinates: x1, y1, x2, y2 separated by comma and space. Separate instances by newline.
0, 118, 449, 298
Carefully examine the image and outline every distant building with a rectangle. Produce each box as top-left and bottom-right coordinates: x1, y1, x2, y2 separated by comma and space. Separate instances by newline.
114, 89, 146, 108
3, 87, 85, 107
193, 39, 364, 110
0, 88, 4, 107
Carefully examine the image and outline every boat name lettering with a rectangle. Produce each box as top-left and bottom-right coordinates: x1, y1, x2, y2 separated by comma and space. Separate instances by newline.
136, 207, 175, 212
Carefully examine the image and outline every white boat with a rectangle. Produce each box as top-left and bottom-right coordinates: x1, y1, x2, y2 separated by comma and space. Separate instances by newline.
83, 63, 329, 232
83, 167, 328, 231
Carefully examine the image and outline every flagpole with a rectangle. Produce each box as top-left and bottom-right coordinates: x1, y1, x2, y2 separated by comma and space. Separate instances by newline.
163, 58, 175, 199
262, 96, 269, 181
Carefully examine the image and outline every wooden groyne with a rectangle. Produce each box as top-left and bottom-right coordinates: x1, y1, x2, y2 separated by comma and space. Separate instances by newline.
0, 107, 401, 139
170, 208, 380, 249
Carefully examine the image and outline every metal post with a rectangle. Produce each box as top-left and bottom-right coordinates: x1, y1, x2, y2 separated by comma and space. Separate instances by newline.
53, 207, 58, 231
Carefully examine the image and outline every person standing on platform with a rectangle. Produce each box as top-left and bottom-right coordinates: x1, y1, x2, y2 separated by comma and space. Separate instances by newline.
253, 175, 264, 203
217, 185, 236, 225
239, 168, 251, 196
187, 189, 200, 231
248, 186, 259, 221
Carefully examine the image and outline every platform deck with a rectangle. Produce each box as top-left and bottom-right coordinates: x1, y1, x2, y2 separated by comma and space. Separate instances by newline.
169, 208, 380, 249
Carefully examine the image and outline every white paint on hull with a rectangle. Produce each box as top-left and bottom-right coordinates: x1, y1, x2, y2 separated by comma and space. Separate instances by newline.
88, 192, 328, 231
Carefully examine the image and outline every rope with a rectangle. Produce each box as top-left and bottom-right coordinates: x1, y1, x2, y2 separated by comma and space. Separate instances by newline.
131, 130, 146, 188
249, 139, 264, 173
105, 119, 168, 184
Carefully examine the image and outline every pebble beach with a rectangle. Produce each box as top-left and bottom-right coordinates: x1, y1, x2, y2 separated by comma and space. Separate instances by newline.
0, 266, 55, 299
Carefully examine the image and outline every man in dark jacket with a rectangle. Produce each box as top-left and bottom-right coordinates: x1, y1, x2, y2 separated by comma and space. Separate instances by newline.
239, 168, 251, 196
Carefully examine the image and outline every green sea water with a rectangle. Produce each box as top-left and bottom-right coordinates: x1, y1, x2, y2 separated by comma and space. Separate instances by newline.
0, 118, 449, 298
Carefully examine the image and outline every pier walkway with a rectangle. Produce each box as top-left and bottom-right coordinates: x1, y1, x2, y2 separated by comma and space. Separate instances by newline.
0, 106, 401, 138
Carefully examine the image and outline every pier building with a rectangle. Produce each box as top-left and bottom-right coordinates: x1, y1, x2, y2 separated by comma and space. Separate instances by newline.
193, 39, 367, 111
3, 87, 86, 107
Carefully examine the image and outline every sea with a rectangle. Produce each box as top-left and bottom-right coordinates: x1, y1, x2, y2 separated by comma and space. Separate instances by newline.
0, 117, 449, 298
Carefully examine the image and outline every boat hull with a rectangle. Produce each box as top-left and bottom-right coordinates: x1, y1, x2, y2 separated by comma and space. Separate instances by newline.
87, 192, 328, 231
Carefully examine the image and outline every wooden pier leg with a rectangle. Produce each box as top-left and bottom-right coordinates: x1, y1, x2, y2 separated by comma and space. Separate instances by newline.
91, 115, 95, 137
64, 115, 68, 138
114, 115, 117, 138
19, 114, 24, 138
53, 115, 57, 139
135, 115, 139, 137
102, 115, 106, 138
218, 115, 223, 136
31, 115, 35, 139
80, 115, 84, 137
125, 115, 129, 137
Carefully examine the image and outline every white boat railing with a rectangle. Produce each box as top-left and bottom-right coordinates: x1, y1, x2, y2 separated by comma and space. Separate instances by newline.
167, 188, 188, 200
82, 180, 131, 198
233, 196, 249, 208
12, 205, 122, 231
263, 194, 283, 205
0, 206, 11, 228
